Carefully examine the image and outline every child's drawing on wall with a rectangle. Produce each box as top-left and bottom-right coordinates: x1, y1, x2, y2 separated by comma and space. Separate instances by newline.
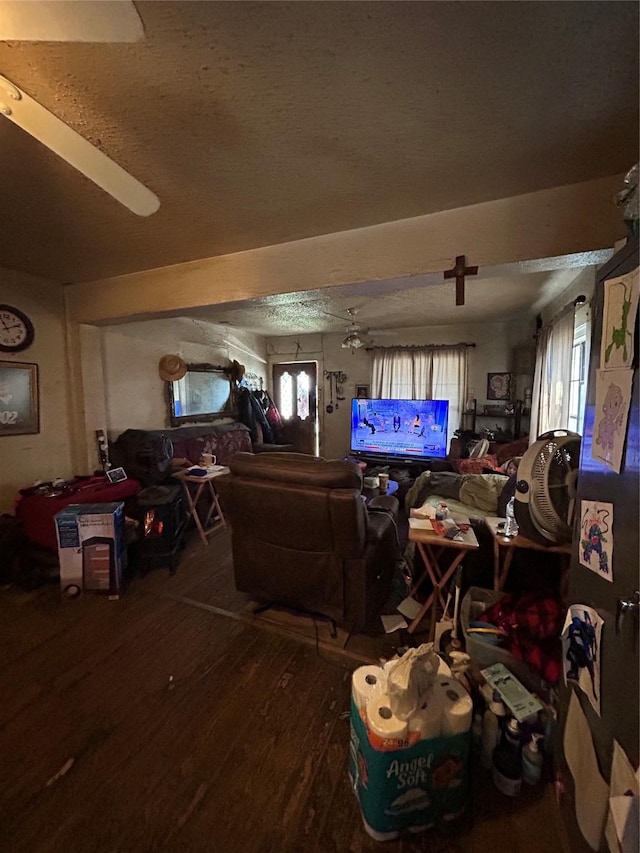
601, 268, 639, 371
592, 369, 633, 473
579, 500, 614, 582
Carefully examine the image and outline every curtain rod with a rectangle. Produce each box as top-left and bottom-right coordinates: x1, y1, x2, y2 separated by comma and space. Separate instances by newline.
365, 342, 476, 351
537, 294, 588, 336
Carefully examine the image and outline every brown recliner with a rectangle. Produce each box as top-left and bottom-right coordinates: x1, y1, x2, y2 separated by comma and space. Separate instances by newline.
216, 452, 400, 632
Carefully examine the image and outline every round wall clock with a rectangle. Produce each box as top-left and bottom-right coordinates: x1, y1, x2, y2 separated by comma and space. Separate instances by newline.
0, 304, 35, 353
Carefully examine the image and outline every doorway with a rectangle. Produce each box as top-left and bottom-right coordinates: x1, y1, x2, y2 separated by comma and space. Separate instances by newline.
272, 361, 318, 455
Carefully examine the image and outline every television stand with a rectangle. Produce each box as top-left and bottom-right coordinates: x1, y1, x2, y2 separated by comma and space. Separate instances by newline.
353, 454, 454, 477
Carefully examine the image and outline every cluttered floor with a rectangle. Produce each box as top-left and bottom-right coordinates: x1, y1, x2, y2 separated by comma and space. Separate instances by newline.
1, 528, 571, 852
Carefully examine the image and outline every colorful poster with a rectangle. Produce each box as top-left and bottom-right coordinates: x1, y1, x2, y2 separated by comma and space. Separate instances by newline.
592, 369, 634, 473
579, 501, 614, 582
562, 605, 603, 717
601, 268, 639, 371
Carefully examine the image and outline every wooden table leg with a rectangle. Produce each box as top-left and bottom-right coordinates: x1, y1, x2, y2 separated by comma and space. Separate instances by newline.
407, 548, 467, 635
497, 548, 514, 591
203, 480, 226, 530
493, 538, 500, 590
182, 481, 209, 546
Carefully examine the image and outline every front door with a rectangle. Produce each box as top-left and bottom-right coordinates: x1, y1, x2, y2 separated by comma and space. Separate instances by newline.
272, 361, 318, 455
557, 238, 639, 851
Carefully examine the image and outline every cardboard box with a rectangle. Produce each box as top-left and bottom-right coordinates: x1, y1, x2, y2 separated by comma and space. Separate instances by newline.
54, 502, 127, 598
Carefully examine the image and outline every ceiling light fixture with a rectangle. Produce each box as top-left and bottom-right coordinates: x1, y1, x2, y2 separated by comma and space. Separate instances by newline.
0, 74, 160, 216
342, 331, 363, 349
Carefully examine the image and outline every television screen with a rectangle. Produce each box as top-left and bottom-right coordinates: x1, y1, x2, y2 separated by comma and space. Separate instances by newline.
350, 398, 449, 461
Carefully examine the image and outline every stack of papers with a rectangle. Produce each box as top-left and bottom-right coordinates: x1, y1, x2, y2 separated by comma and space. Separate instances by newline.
410, 504, 436, 519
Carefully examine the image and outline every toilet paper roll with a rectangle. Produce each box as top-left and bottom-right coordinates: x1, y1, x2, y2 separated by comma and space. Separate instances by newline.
352, 665, 385, 711
436, 676, 473, 736
408, 690, 443, 741
367, 699, 408, 741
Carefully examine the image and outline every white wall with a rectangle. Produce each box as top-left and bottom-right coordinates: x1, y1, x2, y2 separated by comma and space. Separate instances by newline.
0, 268, 73, 513
267, 318, 535, 460
100, 317, 268, 439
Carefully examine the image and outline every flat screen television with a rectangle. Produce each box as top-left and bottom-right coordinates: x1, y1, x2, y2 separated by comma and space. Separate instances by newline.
350, 398, 449, 462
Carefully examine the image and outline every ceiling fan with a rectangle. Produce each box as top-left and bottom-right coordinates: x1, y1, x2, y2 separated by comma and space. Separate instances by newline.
0, 2, 159, 216
323, 307, 371, 350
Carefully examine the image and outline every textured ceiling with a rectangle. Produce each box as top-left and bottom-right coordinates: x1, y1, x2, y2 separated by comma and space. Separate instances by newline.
181, 266, 592, 337
0, 1, 637, 285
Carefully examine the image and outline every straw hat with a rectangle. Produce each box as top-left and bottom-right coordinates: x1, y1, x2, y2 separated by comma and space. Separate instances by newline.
229, 359, 246, 383
158, 354, 187, 382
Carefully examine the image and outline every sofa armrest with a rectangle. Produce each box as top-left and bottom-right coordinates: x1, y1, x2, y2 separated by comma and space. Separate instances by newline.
366, 496, 400, 547
368, 495, 399, 518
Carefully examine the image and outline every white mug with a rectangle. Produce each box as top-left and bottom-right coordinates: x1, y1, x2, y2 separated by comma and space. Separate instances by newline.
200, 452, 216, 467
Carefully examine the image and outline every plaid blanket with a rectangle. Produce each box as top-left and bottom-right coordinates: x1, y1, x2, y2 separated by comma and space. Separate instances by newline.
481, 592, 563, 684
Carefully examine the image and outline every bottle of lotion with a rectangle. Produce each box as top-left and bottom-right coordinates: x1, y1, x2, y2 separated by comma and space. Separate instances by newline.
481, 696, 506, 769
522, 733, 544, 785
492, 717, 523, 797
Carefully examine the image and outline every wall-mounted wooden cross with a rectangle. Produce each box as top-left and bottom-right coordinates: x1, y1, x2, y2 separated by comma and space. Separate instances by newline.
444, 254, 479, 306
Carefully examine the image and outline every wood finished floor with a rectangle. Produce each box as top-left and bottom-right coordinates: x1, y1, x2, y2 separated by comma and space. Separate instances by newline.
1, 529, 571, 852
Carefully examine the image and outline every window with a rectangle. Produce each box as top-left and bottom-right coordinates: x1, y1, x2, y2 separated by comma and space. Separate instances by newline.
370, 346, 468, 449
568, 321, 589, 435
531, 303, 591, 438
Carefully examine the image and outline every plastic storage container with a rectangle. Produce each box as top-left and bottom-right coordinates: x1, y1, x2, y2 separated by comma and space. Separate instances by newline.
460, 587, 545, 696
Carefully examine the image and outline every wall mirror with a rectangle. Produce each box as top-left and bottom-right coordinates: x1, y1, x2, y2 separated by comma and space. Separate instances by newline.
167, 363, 236, 427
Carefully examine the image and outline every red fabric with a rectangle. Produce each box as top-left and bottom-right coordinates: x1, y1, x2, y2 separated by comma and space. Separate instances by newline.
453, 455, 499, 474
481, 591, 563, 685
495, 437, 530, 465
15, 475, 141, 552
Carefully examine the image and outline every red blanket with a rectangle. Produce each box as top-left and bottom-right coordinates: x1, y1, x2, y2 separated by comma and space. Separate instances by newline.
15, 475, 141, 551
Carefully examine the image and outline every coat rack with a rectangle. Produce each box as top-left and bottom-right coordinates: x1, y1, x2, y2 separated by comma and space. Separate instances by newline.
239, 372, 264, 391
323, 370, 347, 413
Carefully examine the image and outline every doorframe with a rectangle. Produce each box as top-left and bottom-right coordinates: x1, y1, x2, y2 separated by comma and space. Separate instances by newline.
268, 354, 322, 456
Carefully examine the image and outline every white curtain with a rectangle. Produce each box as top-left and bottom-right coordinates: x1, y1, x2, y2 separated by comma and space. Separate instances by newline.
371, 346, 468, 448
530, 307, 575, 441
372, 349, 414, 399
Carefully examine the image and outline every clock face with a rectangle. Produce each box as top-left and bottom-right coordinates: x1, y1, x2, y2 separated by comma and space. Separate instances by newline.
0, 305, 35, 352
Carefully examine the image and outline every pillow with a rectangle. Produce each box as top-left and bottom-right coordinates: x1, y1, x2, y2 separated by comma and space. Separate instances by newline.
459, 473, 508, 514
453, 455, 499, 475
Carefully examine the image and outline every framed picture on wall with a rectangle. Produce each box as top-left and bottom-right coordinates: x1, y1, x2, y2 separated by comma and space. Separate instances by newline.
0, 361, 39, 436
487, 372, 512, 401
355, 384, 369, 399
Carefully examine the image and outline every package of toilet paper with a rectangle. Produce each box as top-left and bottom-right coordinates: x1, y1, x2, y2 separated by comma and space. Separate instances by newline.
349, 696, 470, 836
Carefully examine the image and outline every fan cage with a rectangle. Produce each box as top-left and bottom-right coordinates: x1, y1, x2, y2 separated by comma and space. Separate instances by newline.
519, 434, 581, 544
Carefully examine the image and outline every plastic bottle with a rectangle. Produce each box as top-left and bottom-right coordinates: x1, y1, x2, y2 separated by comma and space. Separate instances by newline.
471, 712, 484, 755
504, 496, 519, 538
522, 733, 544, 785
481, 696, 506, 769
492, 717, 522, 796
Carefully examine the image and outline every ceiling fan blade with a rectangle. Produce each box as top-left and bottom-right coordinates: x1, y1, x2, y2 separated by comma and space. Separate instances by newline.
0, 75, 159, 216
0, 1, 144, 43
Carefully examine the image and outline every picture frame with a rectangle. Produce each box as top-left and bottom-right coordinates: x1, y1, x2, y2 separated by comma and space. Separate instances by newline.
487, 372, 512, 401
106, 466, 128, 484
0, 361, 39, 436
355, 384, 369, 399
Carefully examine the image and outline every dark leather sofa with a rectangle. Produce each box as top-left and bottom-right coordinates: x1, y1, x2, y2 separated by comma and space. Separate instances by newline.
216, 452, 400, 633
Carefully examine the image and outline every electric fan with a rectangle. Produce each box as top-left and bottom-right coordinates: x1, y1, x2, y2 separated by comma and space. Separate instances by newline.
514, 430, 581, 545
